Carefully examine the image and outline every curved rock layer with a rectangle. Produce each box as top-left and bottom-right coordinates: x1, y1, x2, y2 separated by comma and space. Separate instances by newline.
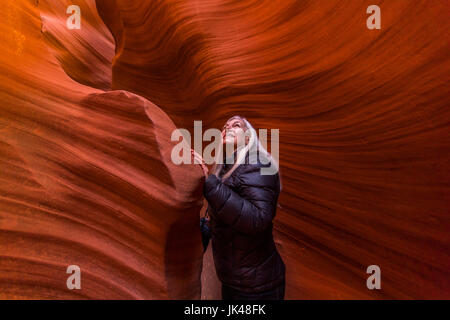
0, 0, 204, 299
97, 0, 450, 299
0, 0, 449, 300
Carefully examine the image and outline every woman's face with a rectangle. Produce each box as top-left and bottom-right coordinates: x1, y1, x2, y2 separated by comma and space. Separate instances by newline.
222, 118, 247, 146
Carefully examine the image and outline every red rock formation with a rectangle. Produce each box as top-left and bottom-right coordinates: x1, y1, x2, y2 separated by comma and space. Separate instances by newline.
0, 0, 449, 300
0, 0, 204, 299
96, 0, 450, 299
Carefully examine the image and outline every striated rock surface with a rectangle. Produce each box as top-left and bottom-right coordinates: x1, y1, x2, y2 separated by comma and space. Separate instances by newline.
96, 0, 450, 299
0, 0, 204, 299
0, 0, 449, 300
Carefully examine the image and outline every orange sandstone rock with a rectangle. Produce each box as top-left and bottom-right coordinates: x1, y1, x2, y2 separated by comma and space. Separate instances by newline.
0, 0, 449, 300
0, 0, 204, 299
96, 0, 450, 299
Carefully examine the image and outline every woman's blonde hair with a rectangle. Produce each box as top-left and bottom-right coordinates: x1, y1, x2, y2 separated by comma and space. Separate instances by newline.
212, 116, 279, 181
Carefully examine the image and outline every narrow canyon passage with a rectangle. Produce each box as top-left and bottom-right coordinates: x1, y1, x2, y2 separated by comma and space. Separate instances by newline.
0, 0, 204, 299
0, 0, 449, 299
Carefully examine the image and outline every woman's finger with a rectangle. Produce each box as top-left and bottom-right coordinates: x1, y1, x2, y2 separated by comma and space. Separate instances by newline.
193, 154, 203, 165
193, 152, 204, 162
191, 149, 203, 160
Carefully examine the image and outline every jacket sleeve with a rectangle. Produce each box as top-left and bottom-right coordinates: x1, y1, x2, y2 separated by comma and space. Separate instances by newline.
203, 167, 278, 235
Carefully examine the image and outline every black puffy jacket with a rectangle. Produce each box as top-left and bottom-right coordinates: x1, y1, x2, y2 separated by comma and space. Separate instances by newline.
203, 154, 285, 293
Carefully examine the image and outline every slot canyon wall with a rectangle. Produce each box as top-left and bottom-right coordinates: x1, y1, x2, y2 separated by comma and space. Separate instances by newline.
0, 0, 204, 299
1, 0, 449, 299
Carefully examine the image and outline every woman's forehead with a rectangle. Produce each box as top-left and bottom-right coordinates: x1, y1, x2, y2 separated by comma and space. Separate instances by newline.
225, 117, 244, 126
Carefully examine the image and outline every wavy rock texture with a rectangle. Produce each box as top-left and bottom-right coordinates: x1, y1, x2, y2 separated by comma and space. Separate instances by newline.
97, 0, 450, 299
0, 0, 449, 300
0, 0, 204, 299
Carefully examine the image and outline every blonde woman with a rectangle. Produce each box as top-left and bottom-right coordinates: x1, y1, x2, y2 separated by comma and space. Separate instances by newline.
192, 116, 285, 300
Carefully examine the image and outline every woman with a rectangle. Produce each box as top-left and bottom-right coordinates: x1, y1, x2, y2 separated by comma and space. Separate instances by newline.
192, 115, 286, 300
